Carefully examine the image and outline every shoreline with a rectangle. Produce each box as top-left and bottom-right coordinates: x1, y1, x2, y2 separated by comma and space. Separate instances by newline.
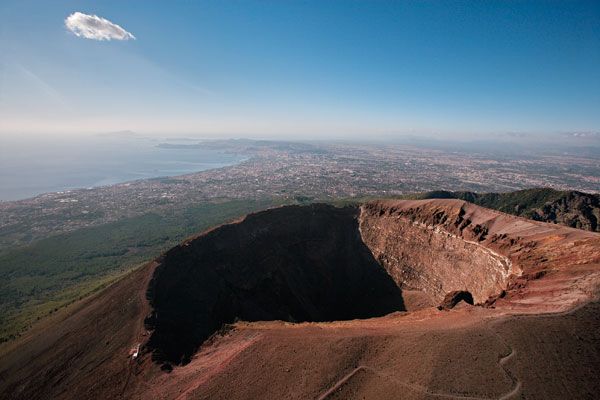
0, 153, 249, 204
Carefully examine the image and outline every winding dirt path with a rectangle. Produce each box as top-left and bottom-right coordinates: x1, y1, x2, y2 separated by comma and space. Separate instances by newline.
492, 328, 521, 400
317, 324, 522, 400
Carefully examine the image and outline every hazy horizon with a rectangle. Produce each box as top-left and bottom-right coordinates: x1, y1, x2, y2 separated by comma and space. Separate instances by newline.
2, 132, 598, 202
1, 1, 599, 139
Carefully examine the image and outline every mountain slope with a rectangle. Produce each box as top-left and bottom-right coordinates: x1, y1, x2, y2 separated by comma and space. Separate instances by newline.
416, 188, 600, 232
1, 199, 599, 399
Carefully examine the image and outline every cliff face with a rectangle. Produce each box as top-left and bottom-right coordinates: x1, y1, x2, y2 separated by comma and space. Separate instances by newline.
359, 201, 515, 304
361, 199, 600, 313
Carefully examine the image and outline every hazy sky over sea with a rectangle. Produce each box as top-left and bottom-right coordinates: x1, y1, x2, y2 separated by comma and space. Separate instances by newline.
1, 1, 599, 139
0, 135, 245, 201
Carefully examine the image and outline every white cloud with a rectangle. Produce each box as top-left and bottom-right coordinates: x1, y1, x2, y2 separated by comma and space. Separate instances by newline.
65, 12, 135, 41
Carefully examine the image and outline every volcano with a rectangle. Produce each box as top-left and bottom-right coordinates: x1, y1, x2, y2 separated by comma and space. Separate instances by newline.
1, 199, 599, 399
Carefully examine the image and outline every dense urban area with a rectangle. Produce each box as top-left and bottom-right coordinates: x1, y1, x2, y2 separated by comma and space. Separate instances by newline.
2, 139, 599, 248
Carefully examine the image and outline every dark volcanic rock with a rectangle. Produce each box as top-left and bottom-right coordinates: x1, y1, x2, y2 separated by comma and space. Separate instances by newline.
437, 290, 474, 310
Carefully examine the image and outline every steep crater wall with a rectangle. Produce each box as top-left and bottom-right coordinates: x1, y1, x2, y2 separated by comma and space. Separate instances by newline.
360, 202, 516, 303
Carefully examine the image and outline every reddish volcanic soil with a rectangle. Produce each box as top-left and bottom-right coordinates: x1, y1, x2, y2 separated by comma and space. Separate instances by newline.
1, 199, 599, 399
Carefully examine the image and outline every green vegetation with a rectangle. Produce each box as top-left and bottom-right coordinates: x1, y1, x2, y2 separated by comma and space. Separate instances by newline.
0, 268, 134, 343
401, 188, 599, 231
411, 188, 568, 216
0, 199, 286, 342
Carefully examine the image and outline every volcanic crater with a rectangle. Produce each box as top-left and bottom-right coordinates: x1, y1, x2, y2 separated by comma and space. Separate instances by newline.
2, 198, 600, 400
144, 204, 405, 365
143, 200, 548, 366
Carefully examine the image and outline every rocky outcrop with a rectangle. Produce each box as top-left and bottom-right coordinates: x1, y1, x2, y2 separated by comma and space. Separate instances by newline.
438, 290, 474, 310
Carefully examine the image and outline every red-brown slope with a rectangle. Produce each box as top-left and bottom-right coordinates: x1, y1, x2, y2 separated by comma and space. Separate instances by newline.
0, 261, 156, 400
0, 200, 599, 400
185, 301, 600, 400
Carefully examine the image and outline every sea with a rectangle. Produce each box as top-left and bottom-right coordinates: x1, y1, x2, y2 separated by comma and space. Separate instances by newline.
0, 135, 245, 201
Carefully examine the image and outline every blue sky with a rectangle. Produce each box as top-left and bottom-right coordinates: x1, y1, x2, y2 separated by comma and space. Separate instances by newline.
1, 0, 599, 139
